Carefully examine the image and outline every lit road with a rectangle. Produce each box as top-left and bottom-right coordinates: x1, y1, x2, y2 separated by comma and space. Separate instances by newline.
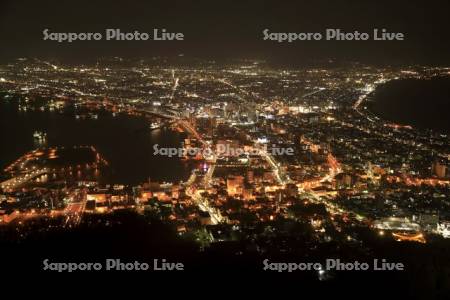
0, 168, 49, 190
186, 187, 223, 225
257, 148, 287, 185
203, 163, 216, 188
63, 189, 87, 227
174, 117, 222, 224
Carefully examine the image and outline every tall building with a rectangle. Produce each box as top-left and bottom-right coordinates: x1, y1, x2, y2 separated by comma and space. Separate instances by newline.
227, 175, 244, 196
432, 161, 447, 178
246, 170, 254, 183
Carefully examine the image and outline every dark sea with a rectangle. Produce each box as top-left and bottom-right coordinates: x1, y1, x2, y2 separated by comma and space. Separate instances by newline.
370, 76, 450, 134
0, 98, 192, 184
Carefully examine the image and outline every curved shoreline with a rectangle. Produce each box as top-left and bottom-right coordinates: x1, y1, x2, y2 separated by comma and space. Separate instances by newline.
0, 94, 191, 185
356, 76, 450, 134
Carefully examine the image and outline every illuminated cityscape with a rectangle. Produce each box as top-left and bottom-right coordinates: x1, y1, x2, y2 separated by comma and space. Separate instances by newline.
1, 0, 450, 297
1, 58, 450, 264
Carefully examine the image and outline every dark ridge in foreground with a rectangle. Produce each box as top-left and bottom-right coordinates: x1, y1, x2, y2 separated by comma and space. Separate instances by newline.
1, 211, 450, 299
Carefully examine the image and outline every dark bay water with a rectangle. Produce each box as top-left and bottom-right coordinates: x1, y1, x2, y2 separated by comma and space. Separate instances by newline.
370, 76, 450, 133
0, 99, 191, 184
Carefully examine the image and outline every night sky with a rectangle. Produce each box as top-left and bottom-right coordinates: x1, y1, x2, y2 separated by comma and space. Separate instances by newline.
0, 0, 449, 65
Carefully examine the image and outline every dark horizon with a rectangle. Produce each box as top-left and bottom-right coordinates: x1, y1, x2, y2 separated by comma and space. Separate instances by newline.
0, 0, 449, 65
